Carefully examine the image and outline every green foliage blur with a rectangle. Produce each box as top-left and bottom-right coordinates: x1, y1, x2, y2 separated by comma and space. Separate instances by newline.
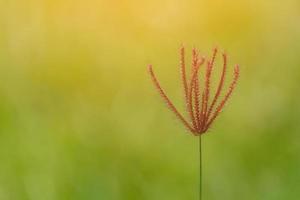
0, 0, 300, 199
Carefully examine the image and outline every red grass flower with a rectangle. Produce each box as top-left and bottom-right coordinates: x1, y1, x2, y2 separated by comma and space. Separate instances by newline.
148, 46, 240, 136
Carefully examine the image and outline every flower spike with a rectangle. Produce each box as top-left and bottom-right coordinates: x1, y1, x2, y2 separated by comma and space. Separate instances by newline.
148, 46, 240, 135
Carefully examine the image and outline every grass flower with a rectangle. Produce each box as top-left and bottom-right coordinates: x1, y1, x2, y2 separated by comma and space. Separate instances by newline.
147, 46, 240, 200
148, 46, 239, 135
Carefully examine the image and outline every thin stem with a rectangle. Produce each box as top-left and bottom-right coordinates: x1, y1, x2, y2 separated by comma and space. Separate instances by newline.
199, 135, 202, 200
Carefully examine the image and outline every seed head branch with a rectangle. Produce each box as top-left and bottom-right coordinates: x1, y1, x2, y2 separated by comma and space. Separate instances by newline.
180, 46, 189, 110
192, 50, 203, 131
204, 65, 240, 131
201, 48, 217, 128
148, 65, 196, 134
205, 53, 227, 124
188, 54, 204, 132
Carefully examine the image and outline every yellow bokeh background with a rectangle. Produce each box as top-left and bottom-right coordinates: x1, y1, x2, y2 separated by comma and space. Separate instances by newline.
0, 0, 300, 199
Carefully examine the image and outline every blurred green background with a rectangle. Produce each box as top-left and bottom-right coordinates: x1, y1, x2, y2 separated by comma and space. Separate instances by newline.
0, 0, 300, 199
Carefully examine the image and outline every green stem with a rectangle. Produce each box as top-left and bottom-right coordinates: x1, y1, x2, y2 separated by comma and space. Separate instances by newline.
199, 135, 202, 200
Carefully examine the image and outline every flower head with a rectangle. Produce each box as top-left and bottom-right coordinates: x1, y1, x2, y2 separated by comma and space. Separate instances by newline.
148, 46, 240, 135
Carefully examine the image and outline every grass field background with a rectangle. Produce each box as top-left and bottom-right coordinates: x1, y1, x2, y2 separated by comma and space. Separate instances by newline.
0, 0, 300, 199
